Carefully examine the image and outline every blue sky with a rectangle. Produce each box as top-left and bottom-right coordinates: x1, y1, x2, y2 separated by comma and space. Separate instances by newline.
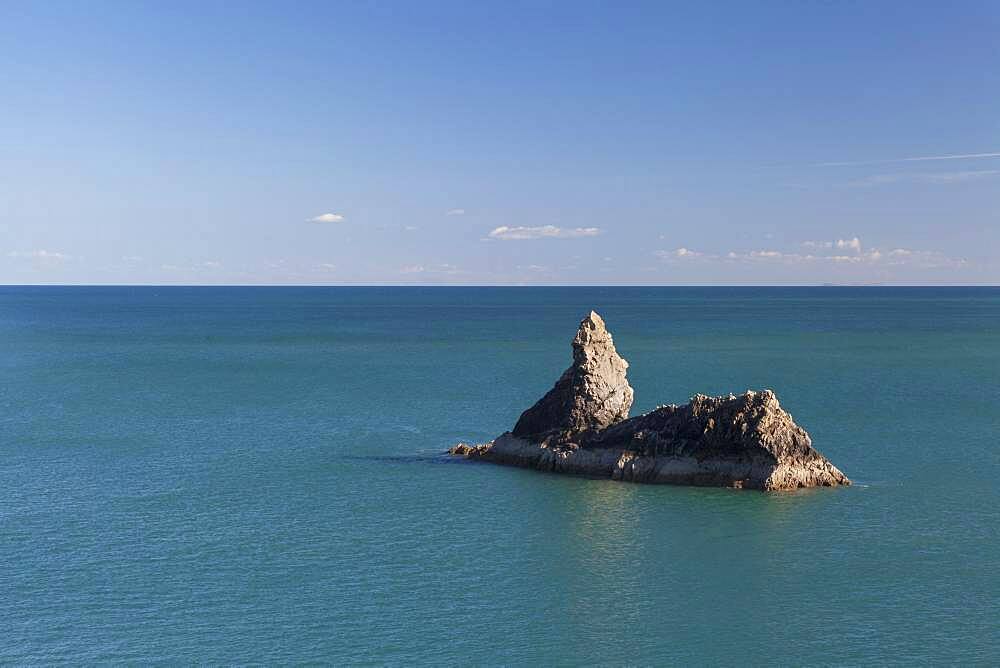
2, 1, 998, 285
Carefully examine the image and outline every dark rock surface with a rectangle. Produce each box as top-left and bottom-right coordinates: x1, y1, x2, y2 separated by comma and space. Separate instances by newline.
450, 311, 849, 491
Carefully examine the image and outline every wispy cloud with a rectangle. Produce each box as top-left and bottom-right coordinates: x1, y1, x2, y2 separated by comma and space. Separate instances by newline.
445, 208, 466, 216
160, 260, 224, 272
307, 213, 345, 223
883, 248, 966, 268
401, 263, 463, 275
818, 152, 1000, 167
487, 225, 601, 241
8, 249, 71, 261
724, 250, 879, 264
848, 170, 1000, 187
656, 236, 966, 270
921, 170, 1000, 183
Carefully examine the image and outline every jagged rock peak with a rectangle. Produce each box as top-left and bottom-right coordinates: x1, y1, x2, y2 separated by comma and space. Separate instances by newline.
511, 311, 634, 439
574, 311, 610, 348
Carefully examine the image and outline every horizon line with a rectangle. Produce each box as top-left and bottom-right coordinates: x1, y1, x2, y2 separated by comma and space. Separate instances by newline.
2, 283, 999, 289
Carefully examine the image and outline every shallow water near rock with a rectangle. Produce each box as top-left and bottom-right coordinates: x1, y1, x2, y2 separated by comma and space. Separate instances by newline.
2, 286, 998, 664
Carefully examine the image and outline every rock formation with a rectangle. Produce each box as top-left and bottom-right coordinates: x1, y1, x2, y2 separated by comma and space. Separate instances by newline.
511, 311, 633, 440
449, 312, 849, 491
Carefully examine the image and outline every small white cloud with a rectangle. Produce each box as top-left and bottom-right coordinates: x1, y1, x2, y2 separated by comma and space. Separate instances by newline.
836, 237, 862, 252
316, 263, 336, 271
655, 247, 704, 260
445, 208, 466, 216
307, 213, 345, 224
487, 225, 601, 241
404, 225, 418, 231
803, 238, 862, 253
202, 260, 222, 268
122, 255, 143, 263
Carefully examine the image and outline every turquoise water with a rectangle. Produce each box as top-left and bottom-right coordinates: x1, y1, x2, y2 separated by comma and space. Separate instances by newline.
2, 286, 998, 664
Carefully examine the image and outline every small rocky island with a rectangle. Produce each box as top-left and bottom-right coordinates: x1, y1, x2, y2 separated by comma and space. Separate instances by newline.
449, 311, 849, 491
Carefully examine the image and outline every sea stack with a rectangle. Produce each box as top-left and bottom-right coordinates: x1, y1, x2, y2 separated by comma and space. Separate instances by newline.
512, 311, 633, 440
450, 312, 849, 491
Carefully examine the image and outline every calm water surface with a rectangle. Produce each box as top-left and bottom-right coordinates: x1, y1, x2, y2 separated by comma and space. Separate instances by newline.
1, 287, 998, 664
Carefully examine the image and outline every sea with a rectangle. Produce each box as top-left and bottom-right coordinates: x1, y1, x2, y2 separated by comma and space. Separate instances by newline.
2, 286, 998, 664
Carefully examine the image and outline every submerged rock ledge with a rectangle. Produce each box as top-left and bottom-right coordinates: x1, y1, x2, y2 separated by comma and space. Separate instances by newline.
449, 311, 849, 491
